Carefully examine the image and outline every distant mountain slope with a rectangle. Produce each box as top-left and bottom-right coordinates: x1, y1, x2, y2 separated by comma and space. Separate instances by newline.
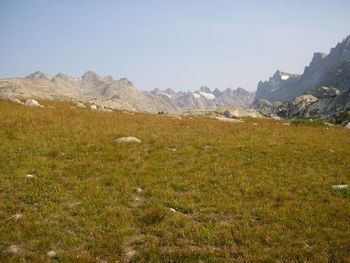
0, 71, 253, 113
255, 35, 350, 102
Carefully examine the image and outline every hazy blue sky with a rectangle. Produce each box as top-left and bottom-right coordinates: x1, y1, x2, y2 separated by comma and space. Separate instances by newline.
0, 0, 349, 91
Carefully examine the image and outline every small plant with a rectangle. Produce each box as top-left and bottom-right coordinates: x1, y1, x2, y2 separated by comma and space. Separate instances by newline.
291, 118, 327, 127
140, 207, 168, 226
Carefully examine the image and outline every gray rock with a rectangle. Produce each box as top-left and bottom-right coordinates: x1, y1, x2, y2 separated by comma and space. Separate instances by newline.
223, 110, 231, 118
5, 245, 20, 254
24, 99, 44, 107
76, 102, 86, 108
332, 184, 348, 189
47, 250, 57, 258
116, 137, 141, 143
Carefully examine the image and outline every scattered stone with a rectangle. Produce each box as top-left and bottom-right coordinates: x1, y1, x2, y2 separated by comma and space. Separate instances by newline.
14, 213, 23, 221
24, 98, 44, 108
271, 115, 282, 120
6, 245, 20, 254
215, 117, 244, 123
332, 185, 348, 190
116, 137, 141, 144
252, 123, 258, 126
136, 187, 143, 193
26, 174, 35, 179
165, 147, 177, 152
100, 107, 112, 112
204, 145, 212, 149
90, 104, 97, 110
329, 149, 335, 153
223, 110, 231, 118
47, 250, 57, 258
169, 208, 176, 213
76, 102, 86, 108
345, 122, 350, 129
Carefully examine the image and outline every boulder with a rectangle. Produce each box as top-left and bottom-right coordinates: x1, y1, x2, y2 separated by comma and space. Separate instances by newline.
24, 99, 44, 108
332, 184, 348, 189
223, 110, 231, 118
76, 102, 86, 108
115, 136, 142, 143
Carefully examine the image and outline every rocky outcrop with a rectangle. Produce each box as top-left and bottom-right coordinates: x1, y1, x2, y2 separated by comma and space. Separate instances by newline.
276, 95, 318, 118
255, 35, 350, 102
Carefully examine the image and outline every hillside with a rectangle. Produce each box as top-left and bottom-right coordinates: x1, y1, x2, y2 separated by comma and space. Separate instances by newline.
1, 99, 349, 262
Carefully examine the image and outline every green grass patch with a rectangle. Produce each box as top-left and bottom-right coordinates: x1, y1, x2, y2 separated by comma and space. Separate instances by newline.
0, 99, 349, 262
291, 118, 327, 127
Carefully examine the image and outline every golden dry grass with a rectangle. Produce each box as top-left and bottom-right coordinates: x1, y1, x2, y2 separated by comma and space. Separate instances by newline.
0, 99, 349, 262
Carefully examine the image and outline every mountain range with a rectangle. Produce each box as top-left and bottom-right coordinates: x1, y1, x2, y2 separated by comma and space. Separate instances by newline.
253, 35, 350, 119
1, 35, 350, 119
0, 70, 254, 113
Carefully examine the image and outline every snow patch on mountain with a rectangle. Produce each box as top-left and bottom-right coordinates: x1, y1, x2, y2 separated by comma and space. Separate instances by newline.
199, 92, 215, 100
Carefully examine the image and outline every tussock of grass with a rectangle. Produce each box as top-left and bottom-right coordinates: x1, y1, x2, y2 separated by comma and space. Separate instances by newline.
0, 99, 349, 262
291, 118, 327, 127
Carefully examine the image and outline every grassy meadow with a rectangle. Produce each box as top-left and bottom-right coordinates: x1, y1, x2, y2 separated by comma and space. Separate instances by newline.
0, 99, 349, 262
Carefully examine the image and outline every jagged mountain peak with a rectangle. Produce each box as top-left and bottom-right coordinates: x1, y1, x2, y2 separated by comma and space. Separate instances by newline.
118, 78, 133, 86
164, 88, 176, 95
213, 88, 222, 97
53, 72, 73, 81
25, 71, 49, 80
199, 86, 211, 93
104, 75, 114, 82
82, 70, 100, 80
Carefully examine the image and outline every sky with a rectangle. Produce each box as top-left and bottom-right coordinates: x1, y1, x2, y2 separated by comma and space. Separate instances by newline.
0, 0, 349, 92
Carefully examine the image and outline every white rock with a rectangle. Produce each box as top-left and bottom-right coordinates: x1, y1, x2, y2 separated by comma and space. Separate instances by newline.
169, 208, 176, 213
332, 185, 348, 190
115, 137, 141, 144
6, 245, 19, 254
165, 147, 176, 152
90, 105, 97, 110
100, 107, 112, 112
26, 174, 35, 178
136, 187, 143, 193
24, 99, 44, 108
14, 213, 23, 221
76, 102, 86, 108
345, 122, 350, 129
47, 250, 57, 258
